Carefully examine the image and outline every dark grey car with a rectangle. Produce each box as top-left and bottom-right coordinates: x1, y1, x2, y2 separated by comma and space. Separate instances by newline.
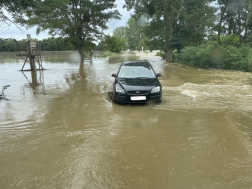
111, 61, 162, 104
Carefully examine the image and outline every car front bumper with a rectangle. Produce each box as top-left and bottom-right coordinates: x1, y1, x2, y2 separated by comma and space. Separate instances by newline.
114, 93, 161, 104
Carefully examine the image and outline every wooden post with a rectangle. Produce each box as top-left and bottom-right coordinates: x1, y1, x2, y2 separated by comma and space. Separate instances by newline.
27, 34, 36, 72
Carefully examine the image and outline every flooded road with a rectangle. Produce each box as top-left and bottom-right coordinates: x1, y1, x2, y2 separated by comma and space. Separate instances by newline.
1, 51, 252, 188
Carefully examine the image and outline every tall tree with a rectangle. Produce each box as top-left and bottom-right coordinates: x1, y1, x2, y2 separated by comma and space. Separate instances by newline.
244, 0, 252, 41
216, 0, 252, 42
113, 26, 126, 39
25, 0, 121, 62
124, 0, 215, 62
104, 35, 125, 53
125, 17, 143, 50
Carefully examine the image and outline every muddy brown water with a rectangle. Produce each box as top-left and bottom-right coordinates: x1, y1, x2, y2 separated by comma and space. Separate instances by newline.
1, 51, 252, 188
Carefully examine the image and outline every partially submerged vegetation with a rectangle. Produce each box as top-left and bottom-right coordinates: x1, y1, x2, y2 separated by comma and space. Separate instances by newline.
101, 51, 117, 57
0, 85, 10, 100
178, 35, 252, 72
156, 52, 166, 60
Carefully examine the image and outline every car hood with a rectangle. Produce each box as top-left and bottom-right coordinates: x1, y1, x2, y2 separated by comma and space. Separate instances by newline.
117, 78, 159, 91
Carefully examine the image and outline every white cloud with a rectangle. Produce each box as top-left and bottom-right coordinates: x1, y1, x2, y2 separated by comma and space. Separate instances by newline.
105, 0, 133, 36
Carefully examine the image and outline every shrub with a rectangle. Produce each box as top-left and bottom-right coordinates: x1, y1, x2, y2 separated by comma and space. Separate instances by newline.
220, 35, 241, 48
156, 52, 166, 60
179, 39, 252, 72
104, 36, 125, 53
101, 51, 117, 57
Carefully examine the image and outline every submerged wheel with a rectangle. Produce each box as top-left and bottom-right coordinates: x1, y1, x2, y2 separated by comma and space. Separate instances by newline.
159, 92, 162, 103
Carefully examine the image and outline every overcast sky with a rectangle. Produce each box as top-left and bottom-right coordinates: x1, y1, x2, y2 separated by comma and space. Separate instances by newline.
0, 0, 133, 40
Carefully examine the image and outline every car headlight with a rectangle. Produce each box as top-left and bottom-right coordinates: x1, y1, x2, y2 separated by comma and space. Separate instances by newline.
116, 86, 125, 93
151, 86, 160, 93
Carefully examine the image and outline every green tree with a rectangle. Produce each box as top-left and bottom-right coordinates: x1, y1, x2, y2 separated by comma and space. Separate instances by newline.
124, 0, 216, 62
0, 0, 35, 30
94, 41, 107, 51
215, 0, 252, 43
40, 37, 74, 51
113, 26, 128, 50
0, 39, 15, 51
25, 0, 121, 62
125, 17, 143, 50
104, 35, 125, 53
113, 26, 126, 39
138, 39, 149, 50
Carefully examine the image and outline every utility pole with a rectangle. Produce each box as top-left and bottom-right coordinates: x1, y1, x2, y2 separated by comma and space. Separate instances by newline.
27, 34, 36, 72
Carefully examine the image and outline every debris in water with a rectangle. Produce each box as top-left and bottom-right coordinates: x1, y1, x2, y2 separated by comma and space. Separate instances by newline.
0, 85, 10, 100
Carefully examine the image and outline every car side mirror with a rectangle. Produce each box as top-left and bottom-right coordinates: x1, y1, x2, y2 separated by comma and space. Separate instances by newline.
156, 73, 161, 77
112, 74, 117, 77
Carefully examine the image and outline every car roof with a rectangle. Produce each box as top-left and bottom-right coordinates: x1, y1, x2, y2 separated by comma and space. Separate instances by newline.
121, 61, 151, 67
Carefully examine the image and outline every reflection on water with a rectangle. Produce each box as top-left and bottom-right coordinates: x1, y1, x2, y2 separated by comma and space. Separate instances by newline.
0, 51, 252, 188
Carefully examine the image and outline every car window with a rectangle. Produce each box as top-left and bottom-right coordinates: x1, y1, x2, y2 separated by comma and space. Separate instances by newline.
118, 65, 155, 78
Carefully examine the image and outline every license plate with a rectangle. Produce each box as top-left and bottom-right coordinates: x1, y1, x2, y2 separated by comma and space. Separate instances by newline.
131, 96, 146, 101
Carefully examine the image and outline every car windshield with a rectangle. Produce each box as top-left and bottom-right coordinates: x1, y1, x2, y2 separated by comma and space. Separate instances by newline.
118, 65, 155, 78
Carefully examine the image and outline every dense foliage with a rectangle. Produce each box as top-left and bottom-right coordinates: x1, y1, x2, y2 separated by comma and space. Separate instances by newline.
94, 41, 107, 51
24, 0, 120, 62
112, 17, 148, 51
0, 0, 35, 30
216, 0, 252, 43
138, 39, 149, 51
179, 35, 252, 72
122, 0, 252, 64
124, 0, 216, 62
0, 36, 126, 53
104, 35, 125, 53
0, 37, 77, 52
112, 26, 128, 50
0, 39, 16, 52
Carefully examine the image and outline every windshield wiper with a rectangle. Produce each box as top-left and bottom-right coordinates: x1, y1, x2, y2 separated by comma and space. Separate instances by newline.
137, 77, 153, 79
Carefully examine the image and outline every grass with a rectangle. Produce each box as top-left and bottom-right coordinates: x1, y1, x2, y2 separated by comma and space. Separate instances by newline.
101, 51, 117, 57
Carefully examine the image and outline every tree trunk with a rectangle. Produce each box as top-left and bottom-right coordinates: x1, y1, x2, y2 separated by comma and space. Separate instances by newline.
218, 7, 225, 44
163, 0, 183, 63
238, 8, 242, 37
163, 1, 173, 63
244, 9, 250, 40
228, 16, 232, 35
79, 62, 84, 77
166, 47, 173, 63
78, 48, 84, 63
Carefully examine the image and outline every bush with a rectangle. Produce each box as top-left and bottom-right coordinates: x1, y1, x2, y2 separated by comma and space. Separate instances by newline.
179, 38, 252, 72
104, 36, 125, 53
156, 52, 166, 60
101, 51, 117, 57
220, 35, 241, 48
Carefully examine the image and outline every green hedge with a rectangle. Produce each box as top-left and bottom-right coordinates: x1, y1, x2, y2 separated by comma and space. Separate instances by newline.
179, 36, 252, 72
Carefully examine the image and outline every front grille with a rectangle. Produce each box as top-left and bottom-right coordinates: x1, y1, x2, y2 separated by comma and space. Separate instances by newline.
127, 91, 149, 95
